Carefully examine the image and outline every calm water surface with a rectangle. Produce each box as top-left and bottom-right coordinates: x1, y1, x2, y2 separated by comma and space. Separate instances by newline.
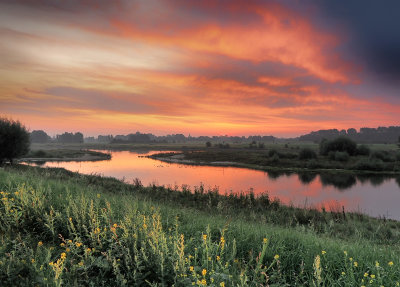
38, 150, 400, 220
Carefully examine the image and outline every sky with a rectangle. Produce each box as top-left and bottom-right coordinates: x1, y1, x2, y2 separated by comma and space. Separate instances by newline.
1, 0, 399, 137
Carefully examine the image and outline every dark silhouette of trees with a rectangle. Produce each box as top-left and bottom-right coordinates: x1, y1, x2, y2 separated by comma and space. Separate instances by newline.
298, 148, 317, 160
56, 132, 83, 143
30, 130, 51, 143
319, 137, 357, 156
0, 118, 30, 164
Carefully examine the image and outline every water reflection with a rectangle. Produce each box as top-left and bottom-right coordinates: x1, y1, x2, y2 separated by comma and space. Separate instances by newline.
320, 173, 357, 190
34, 150, 400, 220
298, 172, 317, 185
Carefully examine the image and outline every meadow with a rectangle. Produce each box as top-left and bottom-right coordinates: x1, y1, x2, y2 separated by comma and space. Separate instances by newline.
1, 165, 399, 286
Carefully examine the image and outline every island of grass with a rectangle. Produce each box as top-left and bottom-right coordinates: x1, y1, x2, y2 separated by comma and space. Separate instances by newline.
0, 164, 399, 286
149, 137, 400, 175
19, 145, 111, 163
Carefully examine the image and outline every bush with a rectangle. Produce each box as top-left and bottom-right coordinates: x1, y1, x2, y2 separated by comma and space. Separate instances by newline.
370, 151, 394, 162
0, 118, 30, 164
334, 151, 349, 162
298, 148, 317, 160
352, 158, 384, 171
205, 141, 212, 148
356, 144, 370, 156
319, 137, 357, 156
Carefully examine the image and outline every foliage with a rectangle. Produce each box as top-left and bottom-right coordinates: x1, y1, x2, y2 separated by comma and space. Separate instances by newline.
1, 168, 400, 286
356, 144, 371, 156
30, 130, 51, 143
0, 118, 30, 164
298, 147, 317, 160
334, 151, 350, 162
319, 137, 357, 156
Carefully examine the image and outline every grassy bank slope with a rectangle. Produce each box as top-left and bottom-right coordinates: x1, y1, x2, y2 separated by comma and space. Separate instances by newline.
0, 166, 399, 286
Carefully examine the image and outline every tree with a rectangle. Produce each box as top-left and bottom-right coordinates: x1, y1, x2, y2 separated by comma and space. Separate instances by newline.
0, 118, 30, 164
30, 130, 51, 143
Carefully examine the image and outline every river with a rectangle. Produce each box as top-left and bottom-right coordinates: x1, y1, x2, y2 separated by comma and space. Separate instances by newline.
34, 150, 400, 220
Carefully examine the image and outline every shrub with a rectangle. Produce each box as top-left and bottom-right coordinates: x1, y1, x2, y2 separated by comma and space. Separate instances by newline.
298, 148, 317, 160
319, 137, 357, 156
334, 151, 349, 162
356, 144, 370, 156
0, 118, 30, 164
396, 151, 400, 161
352, 158, 384, 171
205, 141, 212, 148
370, 151, 394, 162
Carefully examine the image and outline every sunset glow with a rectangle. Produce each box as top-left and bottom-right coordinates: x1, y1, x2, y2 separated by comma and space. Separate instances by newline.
1, 0, 399, 136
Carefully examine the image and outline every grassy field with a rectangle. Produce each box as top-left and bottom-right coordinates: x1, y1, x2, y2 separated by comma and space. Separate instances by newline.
1, 165, 399, 286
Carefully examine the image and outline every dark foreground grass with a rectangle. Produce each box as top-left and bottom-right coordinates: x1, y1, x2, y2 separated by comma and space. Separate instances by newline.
0, 165, 399, 286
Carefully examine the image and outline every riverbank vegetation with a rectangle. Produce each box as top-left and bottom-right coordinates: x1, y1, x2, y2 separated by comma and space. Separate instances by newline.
1, 165, 399, 285
150, 137, 400, 174
22, 149, 111, 163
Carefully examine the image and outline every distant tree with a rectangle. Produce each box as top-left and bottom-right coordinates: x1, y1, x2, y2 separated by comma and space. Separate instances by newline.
0, 118, 30, 164
299, 148, 317, 160
30, 130, 50, 143
319, 136, 357, 156
205, 141, 212, 148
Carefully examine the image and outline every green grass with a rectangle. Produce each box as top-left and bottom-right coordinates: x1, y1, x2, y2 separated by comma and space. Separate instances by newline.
1, 165, 400, 286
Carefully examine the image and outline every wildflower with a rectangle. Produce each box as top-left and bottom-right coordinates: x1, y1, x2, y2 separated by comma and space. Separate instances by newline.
60, 243, 65, 247
202, 269, 207, 277
37, 241, 43, 247
113, 223, 118, 228
49, 262, 54, 266
86, 248, 91, 253
341, 272, 345, 275
143, 223, 147, 229
354, 261, 358, 267
201, 279, 206, 285
68, 240, 72, 244
189, 266, 194, 272
263, 238, 268, 244
217, 256, 220, 261
375, 261, 380, 267
349, 257, 353, 262
234, 259, 239, 263
75, 242, 82, 247
220, 236, 225, 245
364, 272, 368, 277
389, 261, 394, 266
66, 248, 71, 252
370, 274, 375, 279
220, 283, 225, 287
343, 251, 347, 256
78, 261, 84, 266
208, 257, 211, 261
274, 254, 280, 260
31, 259, 35, 263
60, 252, 66, 259
202, 234, 207, 241
321, 250, 326, 255
69, 217, 72, 222
97, 193, 100, 198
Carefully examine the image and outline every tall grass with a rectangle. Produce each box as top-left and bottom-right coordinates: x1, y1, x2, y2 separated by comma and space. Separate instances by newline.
0, 166, 399, 286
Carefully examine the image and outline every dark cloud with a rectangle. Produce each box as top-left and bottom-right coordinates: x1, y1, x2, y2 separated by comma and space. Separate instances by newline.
315, 0, 400, 85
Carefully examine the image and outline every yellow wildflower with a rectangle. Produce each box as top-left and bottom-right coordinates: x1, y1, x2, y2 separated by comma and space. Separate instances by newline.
78, 261, 84, 266
66, 248, 71, 252
37, 241, 43, 247
202, 234, 207, 241
86, 248, 91, 253
97, 193, 100, 198
274, 254, 280, 260
321, 250, 326, 255
349, 257, 353, 262
371, 274, 375, 279
389, 261, 394, 266
364, 272, 368, 277
217, 256, 220, 261
220, 236, 225, 244
341, 272, 345, 275
375, 261, 380, 267
189, 266, 194, 272
202, 269, 207, 277
343, 251, 347, 256
201, 279, 206, 285
60, 252, 66, 259
31, 259, 35, 263
354, 261, 358, 267
75, 242, 82, 247
263, 238, 268, 244
60, 243, 65, 247
220, 283, 225, 287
